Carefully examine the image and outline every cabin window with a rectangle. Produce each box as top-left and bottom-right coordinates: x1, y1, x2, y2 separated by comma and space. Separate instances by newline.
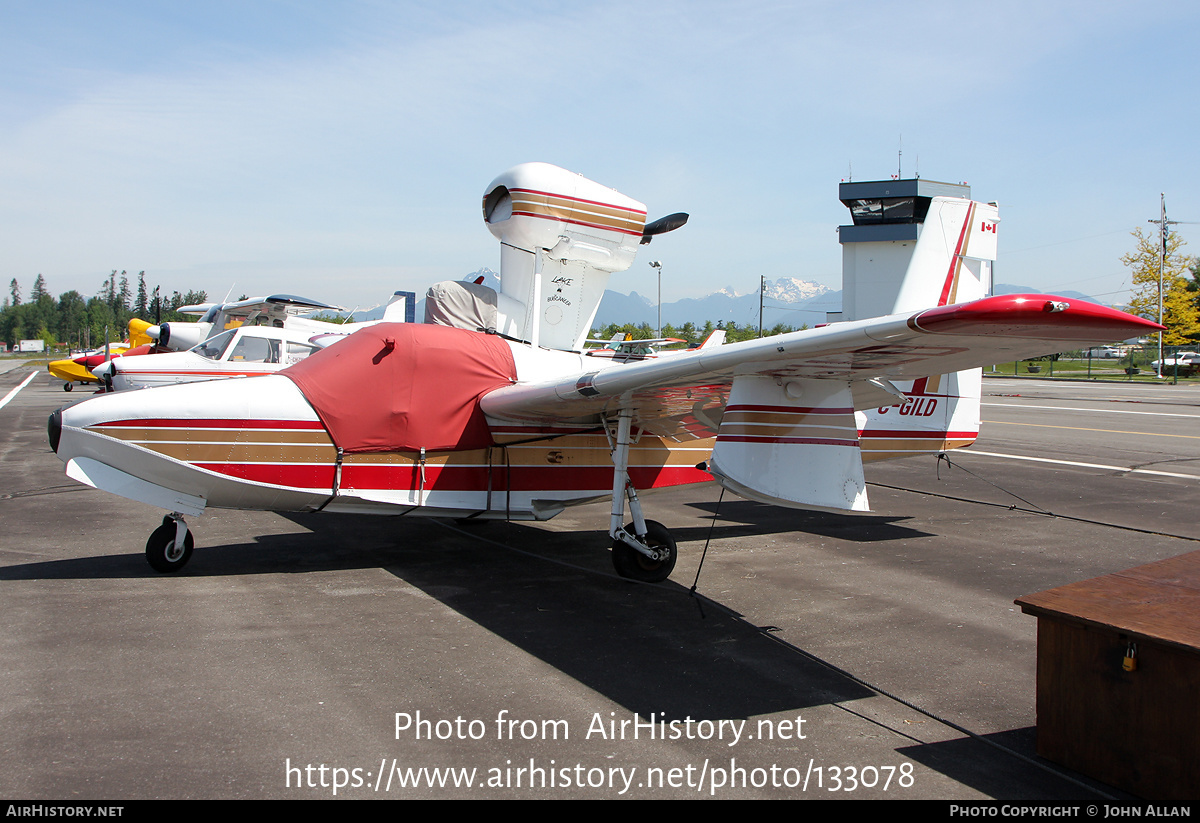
191, 329, 237, 360
228, 336, 280, 363
284, 342, 318, 365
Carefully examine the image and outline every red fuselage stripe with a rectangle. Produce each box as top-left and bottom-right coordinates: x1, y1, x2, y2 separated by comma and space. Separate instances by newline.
858, 430, 978, 439
724, 404, 855, 415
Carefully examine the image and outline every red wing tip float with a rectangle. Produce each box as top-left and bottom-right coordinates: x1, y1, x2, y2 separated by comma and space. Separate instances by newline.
49, 163, 1161, 579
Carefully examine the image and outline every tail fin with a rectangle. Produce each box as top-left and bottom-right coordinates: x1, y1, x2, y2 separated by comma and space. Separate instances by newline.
382, 291, 416, 323
853, 196, 994, 455
893, 197, 998, 313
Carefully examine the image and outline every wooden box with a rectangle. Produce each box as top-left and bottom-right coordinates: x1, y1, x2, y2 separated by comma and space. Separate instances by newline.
1015, 550, 1200, 801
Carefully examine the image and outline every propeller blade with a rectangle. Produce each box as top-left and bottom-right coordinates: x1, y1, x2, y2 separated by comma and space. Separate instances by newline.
640, 212, 689, 244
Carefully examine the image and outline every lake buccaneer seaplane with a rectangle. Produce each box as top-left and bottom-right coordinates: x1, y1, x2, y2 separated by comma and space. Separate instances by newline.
48, 162, 1161, 578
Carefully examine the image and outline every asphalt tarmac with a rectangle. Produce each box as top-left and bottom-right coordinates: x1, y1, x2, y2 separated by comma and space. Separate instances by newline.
3, 365, 1198, 799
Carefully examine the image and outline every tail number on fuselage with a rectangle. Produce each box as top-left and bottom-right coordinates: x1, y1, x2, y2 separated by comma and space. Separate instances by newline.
877, 397, 939, 416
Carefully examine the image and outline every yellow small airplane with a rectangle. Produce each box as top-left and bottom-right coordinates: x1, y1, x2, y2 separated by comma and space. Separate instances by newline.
48, 319, 157, 391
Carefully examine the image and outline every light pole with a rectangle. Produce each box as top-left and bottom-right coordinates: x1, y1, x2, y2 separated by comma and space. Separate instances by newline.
650, 260, 662, 338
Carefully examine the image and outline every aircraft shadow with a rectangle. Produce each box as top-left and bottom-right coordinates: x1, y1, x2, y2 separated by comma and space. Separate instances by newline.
0, 512, 1092, 795
683, 498, 933, 542
1, 509, 879, 721
0, 518, 871, 720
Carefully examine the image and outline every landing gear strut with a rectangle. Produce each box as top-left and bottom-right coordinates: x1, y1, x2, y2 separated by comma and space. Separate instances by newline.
607, 402, 678, 583
145, 513, 193, 573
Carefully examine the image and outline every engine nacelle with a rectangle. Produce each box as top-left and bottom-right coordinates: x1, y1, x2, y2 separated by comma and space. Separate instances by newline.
157, 321, 211, 351
483, 162, 647, 272
480, 163, 649, 352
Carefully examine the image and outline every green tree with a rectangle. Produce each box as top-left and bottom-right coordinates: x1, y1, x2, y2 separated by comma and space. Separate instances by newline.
117, 270, 132, 324
103, 270, 117, 308
1123, 227, 1200, 344
31, 274, 47, 302
57, 291, 87, 349
135, 272, 148, 319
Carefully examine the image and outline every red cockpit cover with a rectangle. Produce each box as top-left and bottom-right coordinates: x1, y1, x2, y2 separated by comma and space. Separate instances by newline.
283, 323, 516, 453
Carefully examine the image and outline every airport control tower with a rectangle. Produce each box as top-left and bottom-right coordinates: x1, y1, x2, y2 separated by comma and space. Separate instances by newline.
835, 178, 993, 322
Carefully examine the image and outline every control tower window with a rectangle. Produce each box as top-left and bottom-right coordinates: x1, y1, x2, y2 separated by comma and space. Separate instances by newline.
847, 197, 928, 225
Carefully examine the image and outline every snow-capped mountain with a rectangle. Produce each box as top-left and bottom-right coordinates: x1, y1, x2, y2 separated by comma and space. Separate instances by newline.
359, 272, 839, 328
594, 277, 839, 328
763, 277, 832, 303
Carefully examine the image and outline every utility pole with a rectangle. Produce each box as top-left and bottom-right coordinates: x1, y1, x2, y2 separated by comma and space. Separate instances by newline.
1149, 194, 1171, 377
758, 274, 764, 338
1147, 194, 1197, 378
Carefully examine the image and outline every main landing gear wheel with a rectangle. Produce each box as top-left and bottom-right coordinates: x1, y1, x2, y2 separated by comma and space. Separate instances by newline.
146, 521, 194, 573
612, 520, 677, 583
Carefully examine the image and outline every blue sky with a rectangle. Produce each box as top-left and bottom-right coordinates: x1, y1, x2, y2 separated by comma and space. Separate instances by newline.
2, 1, 1198, 312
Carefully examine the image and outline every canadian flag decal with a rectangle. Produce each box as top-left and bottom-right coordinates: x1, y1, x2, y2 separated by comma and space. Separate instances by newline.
981, 221, 997, 233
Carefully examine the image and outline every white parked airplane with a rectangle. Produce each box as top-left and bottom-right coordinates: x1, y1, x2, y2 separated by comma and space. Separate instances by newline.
94, 291, 418, 390
91, 324, 327, 391
149, 291, 414, 351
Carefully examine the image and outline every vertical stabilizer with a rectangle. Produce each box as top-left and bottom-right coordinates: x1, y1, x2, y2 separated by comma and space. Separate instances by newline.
382, 291, 417, 323
892, 197, 998, 313
837, 181, 998, 461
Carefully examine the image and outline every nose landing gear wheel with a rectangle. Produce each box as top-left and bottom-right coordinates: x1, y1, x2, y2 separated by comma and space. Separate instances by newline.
146, 523, 194, 573
611, 520, 677, 583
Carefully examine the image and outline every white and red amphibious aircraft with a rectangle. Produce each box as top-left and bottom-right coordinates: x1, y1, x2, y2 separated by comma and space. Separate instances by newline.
49, 163, 1160, 578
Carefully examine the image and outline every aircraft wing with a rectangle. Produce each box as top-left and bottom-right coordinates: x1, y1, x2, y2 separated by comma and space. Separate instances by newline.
481, 294, 1159, 512
177, 303, 217, 316
482, 294, 1160, 428
222, 294, 346, 316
